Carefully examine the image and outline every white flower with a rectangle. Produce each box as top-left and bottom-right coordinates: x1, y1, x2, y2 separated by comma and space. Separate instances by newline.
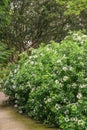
56, 60, 61, 63
81, 41, 84, 44
63, 76, 69, 81
24, 61, 29, 65
31, 88, 35, 92
62, 54, 67, 59
14, 69, 17, 73
15, 93, 19, 99
19, 110, 23, 114
46, 48, 50, 51
40, 104, 42, 107
78, 120, 85, 126
55, 80, 59, 84
40, 53, 43, 56
64, 110, 69, 115
30, 61, 34, 65
72, 83, 77, 87
85, 78, 87, 81
79, 84, 86, 88
15, 93, 18, 98
77, 36, 82, 41
14, 104, 18, 108
82, 35, 87, 38
63, 67, 68, 71
65, 116, 69, 122
77, 93, 82, 99
33, 55, 38, 58
64, 98, 67, 103
59, 83, 63, 88
55, 104, 60, 110
73, 33, 78, 36
15, 100, 18, 103
70, 117, 78, 122
73, 35, 82, 41
54, 51, 57, 54
13, 85, 16, 89
46, 98, 51, 103
29, 56, 32, 59
69, 66, 73, 71
9, 72, 11, 75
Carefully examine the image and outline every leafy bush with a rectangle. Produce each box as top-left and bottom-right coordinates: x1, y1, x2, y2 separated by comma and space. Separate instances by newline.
0, 42, 14, 83
0, 42, 13, 64
2, 32, 87, 129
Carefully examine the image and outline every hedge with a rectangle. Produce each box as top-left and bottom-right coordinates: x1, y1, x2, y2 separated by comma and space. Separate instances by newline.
2, 31, 87, 130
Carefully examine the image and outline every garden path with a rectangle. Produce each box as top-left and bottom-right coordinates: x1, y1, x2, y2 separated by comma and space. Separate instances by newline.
0, 92, 58, 130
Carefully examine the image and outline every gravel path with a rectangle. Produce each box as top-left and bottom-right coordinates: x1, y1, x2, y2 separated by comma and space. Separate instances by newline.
0, 92, 58, 130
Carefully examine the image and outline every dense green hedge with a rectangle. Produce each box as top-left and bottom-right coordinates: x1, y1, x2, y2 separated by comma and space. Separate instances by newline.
2, 32, 87, 130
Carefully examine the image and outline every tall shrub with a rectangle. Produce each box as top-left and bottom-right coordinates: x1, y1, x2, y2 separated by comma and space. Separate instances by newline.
3, 32, 87, 129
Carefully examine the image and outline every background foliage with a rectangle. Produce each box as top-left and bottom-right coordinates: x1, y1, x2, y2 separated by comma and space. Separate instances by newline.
1, 0, 87, 52
56, 0, 87, 15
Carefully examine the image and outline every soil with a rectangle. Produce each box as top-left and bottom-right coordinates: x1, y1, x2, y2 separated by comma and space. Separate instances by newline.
0, 92, 58, 130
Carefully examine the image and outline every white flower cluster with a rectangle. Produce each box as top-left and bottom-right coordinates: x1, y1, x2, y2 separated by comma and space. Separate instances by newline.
56, 60, 61, 63
45, 98, 51, 103
79, 84, 87, 88
62, 66, 68, 71
77, 93, 82, 99
72, 83, 77, 87
72, 33, 87, 45
55, 80, 59, 84
55, 104, 61, 110
46, 47, 50, 51
64, 116, 69, 122
77, 119, 85, 126
63, 76, 69, 81
62, 66, 73, 72
64, 116, 85, 126
30, 61, 34, 65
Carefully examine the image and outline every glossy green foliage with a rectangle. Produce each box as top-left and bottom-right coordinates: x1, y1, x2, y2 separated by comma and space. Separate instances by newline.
2, 32, 87, 129
0, 43, 12, 64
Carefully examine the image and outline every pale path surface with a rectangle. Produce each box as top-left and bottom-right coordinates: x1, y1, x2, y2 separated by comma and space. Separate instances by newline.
0, 92, 58, 130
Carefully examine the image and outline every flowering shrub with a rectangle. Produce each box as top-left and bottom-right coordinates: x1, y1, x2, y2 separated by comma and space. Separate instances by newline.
2, 32, 87, 130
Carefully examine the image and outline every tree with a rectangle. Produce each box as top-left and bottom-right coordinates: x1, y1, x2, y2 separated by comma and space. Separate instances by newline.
56, 0, 87, 34
0, 0, 14, 65
1, 0, 87, 53
9, 0, 87, 50
0, 0, 10, 41
7, 0, 69, 51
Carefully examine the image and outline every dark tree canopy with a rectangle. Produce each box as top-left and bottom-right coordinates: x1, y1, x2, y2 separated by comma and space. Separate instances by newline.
0, 0, 87, 53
